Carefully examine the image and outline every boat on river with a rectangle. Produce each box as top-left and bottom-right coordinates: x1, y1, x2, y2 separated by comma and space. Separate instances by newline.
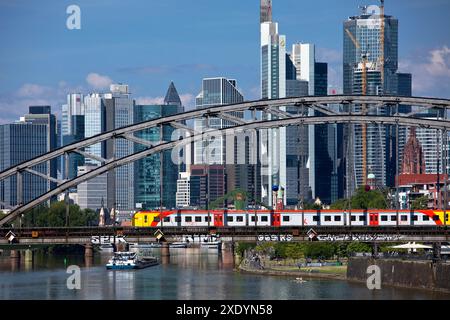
106, 251, 159, 270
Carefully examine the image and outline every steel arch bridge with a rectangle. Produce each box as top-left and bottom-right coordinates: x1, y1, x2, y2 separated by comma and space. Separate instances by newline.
0, 95, 449, 226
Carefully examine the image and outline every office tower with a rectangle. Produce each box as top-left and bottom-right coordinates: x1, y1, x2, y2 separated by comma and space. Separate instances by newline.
23, 106, 58, 194
189, 165, 225, 208
194, 77, 245, 204
260, 1, 287, 206
61, 94, 85, 180
408, 114, 449, 174
0, 107, 57, 208
176, 172, 191, 208
164, 81, 183, 112
291, 43, 336, 204
77, 165, 107, 210
343, 5, 411, 192
83, 93, 105, 165
134, 103, 179, 210
104, 84, 135, 217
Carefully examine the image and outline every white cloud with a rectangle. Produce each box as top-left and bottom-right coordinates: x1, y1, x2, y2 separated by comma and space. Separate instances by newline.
86, 73, 113, 90
399, 46, 450, 97
135, 96, 165, 105
425, 46, 450, 77
16, 83, 53, 98
180, 93, 195, 110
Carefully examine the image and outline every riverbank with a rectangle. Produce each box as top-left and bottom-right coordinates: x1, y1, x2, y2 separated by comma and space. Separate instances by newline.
237, 263, 348, 281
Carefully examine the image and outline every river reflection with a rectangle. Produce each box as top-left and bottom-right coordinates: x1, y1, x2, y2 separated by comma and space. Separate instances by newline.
0, 248, 449, 300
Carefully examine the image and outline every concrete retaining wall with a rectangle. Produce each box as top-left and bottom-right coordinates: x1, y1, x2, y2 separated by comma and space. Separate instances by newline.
347, 257, 450, 292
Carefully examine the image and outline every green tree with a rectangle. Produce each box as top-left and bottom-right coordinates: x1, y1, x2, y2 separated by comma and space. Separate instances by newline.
304, 242, 335, 259
22, 201, 97, 227
346, 242, 372, 255
235, 242, 256, 257
411, 196, 428, 210
303, 203, 322, 210
331, 187, 388, 210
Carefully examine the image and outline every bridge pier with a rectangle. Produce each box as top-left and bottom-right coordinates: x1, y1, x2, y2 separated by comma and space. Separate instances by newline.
161, 242, 170, 265
10, 249, 20, 260
220, 242, 235, 268
433, 242, 441, 263
84, 243, 93, 258
372, 243, 379, 258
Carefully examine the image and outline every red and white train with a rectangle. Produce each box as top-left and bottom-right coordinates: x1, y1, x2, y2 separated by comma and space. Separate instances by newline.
132, 209, 449, 227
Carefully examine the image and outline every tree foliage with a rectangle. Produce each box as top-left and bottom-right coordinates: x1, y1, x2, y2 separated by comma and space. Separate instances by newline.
411, 196, 428, 210
331, 187, 388, 210
22, 201, 97, 227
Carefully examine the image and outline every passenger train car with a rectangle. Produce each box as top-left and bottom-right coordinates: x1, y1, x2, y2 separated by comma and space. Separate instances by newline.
132, 209, 450, 227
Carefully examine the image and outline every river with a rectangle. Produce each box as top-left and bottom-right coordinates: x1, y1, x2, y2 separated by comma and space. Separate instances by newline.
0, 247, 449, 300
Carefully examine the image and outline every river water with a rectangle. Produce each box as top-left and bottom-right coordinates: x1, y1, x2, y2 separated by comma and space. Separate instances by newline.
0, 247, 449, 300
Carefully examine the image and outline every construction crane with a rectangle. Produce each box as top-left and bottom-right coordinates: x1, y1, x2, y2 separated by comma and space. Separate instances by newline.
379, 0, 385, 91
345, 28, 369, 186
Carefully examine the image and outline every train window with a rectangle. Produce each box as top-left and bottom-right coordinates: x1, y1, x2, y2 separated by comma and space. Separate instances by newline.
313, 216, 319, 222
204, 216, 211, 222
381, 216, 388, 222
433, 216, 440, 221
401, 215, 408, 221
423, 216, 429, 221
351, 216, 356, 221
195, 216, 202, 222
251, 216, 257, 222
154, 217, 160, 222
164, 217, 170, 222
391, 216, 397, 221
324, 216, 331, 221
412, 215, 418, 221
283, 216, 290, 222
227, 216, 234, 222
175, 216, 181, 223
261, 216, 268, 222
334, 216, 341, 222
359, 216, 366, 221
236, 216, 244, 222
185, 216, 192, 222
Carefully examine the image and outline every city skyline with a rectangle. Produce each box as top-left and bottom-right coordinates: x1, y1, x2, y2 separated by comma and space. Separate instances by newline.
0, 0, 450, 124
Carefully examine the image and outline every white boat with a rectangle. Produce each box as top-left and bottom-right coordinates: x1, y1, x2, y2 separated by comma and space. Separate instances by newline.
106, 251, 158, 270
200, 241, 222, 248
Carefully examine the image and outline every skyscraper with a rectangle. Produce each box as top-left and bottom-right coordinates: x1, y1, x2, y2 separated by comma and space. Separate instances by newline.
61, 94, 85, 180
194, 77, 246, 204
104, 84, 135, 217
134, 103, 179, 210
343, 5, 412, 192
0, 107, 57, 208
260, 1, 287, 206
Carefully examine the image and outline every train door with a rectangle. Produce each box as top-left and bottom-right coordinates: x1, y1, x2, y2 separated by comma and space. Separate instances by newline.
214, 213, 224, 227
369, 212, 379, 226
272, 211, 281, 227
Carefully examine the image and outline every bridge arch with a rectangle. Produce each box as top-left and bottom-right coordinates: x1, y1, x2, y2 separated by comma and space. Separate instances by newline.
0, 95, 449, 226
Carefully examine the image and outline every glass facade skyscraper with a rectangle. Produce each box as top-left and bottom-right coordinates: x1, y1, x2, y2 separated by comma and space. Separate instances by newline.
134, 104, 179, 210
61, 94, 85, 180
343, 6, 412, 192
104, 84, 135, 217
194, 77, 246, 205
0, 107, 57, 208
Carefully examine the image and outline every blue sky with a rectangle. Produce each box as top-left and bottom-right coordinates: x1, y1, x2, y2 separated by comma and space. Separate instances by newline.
0, 0, 449, 123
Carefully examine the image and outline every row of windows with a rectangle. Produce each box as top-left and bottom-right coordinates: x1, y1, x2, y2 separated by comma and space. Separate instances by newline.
145, 214, 442, 224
